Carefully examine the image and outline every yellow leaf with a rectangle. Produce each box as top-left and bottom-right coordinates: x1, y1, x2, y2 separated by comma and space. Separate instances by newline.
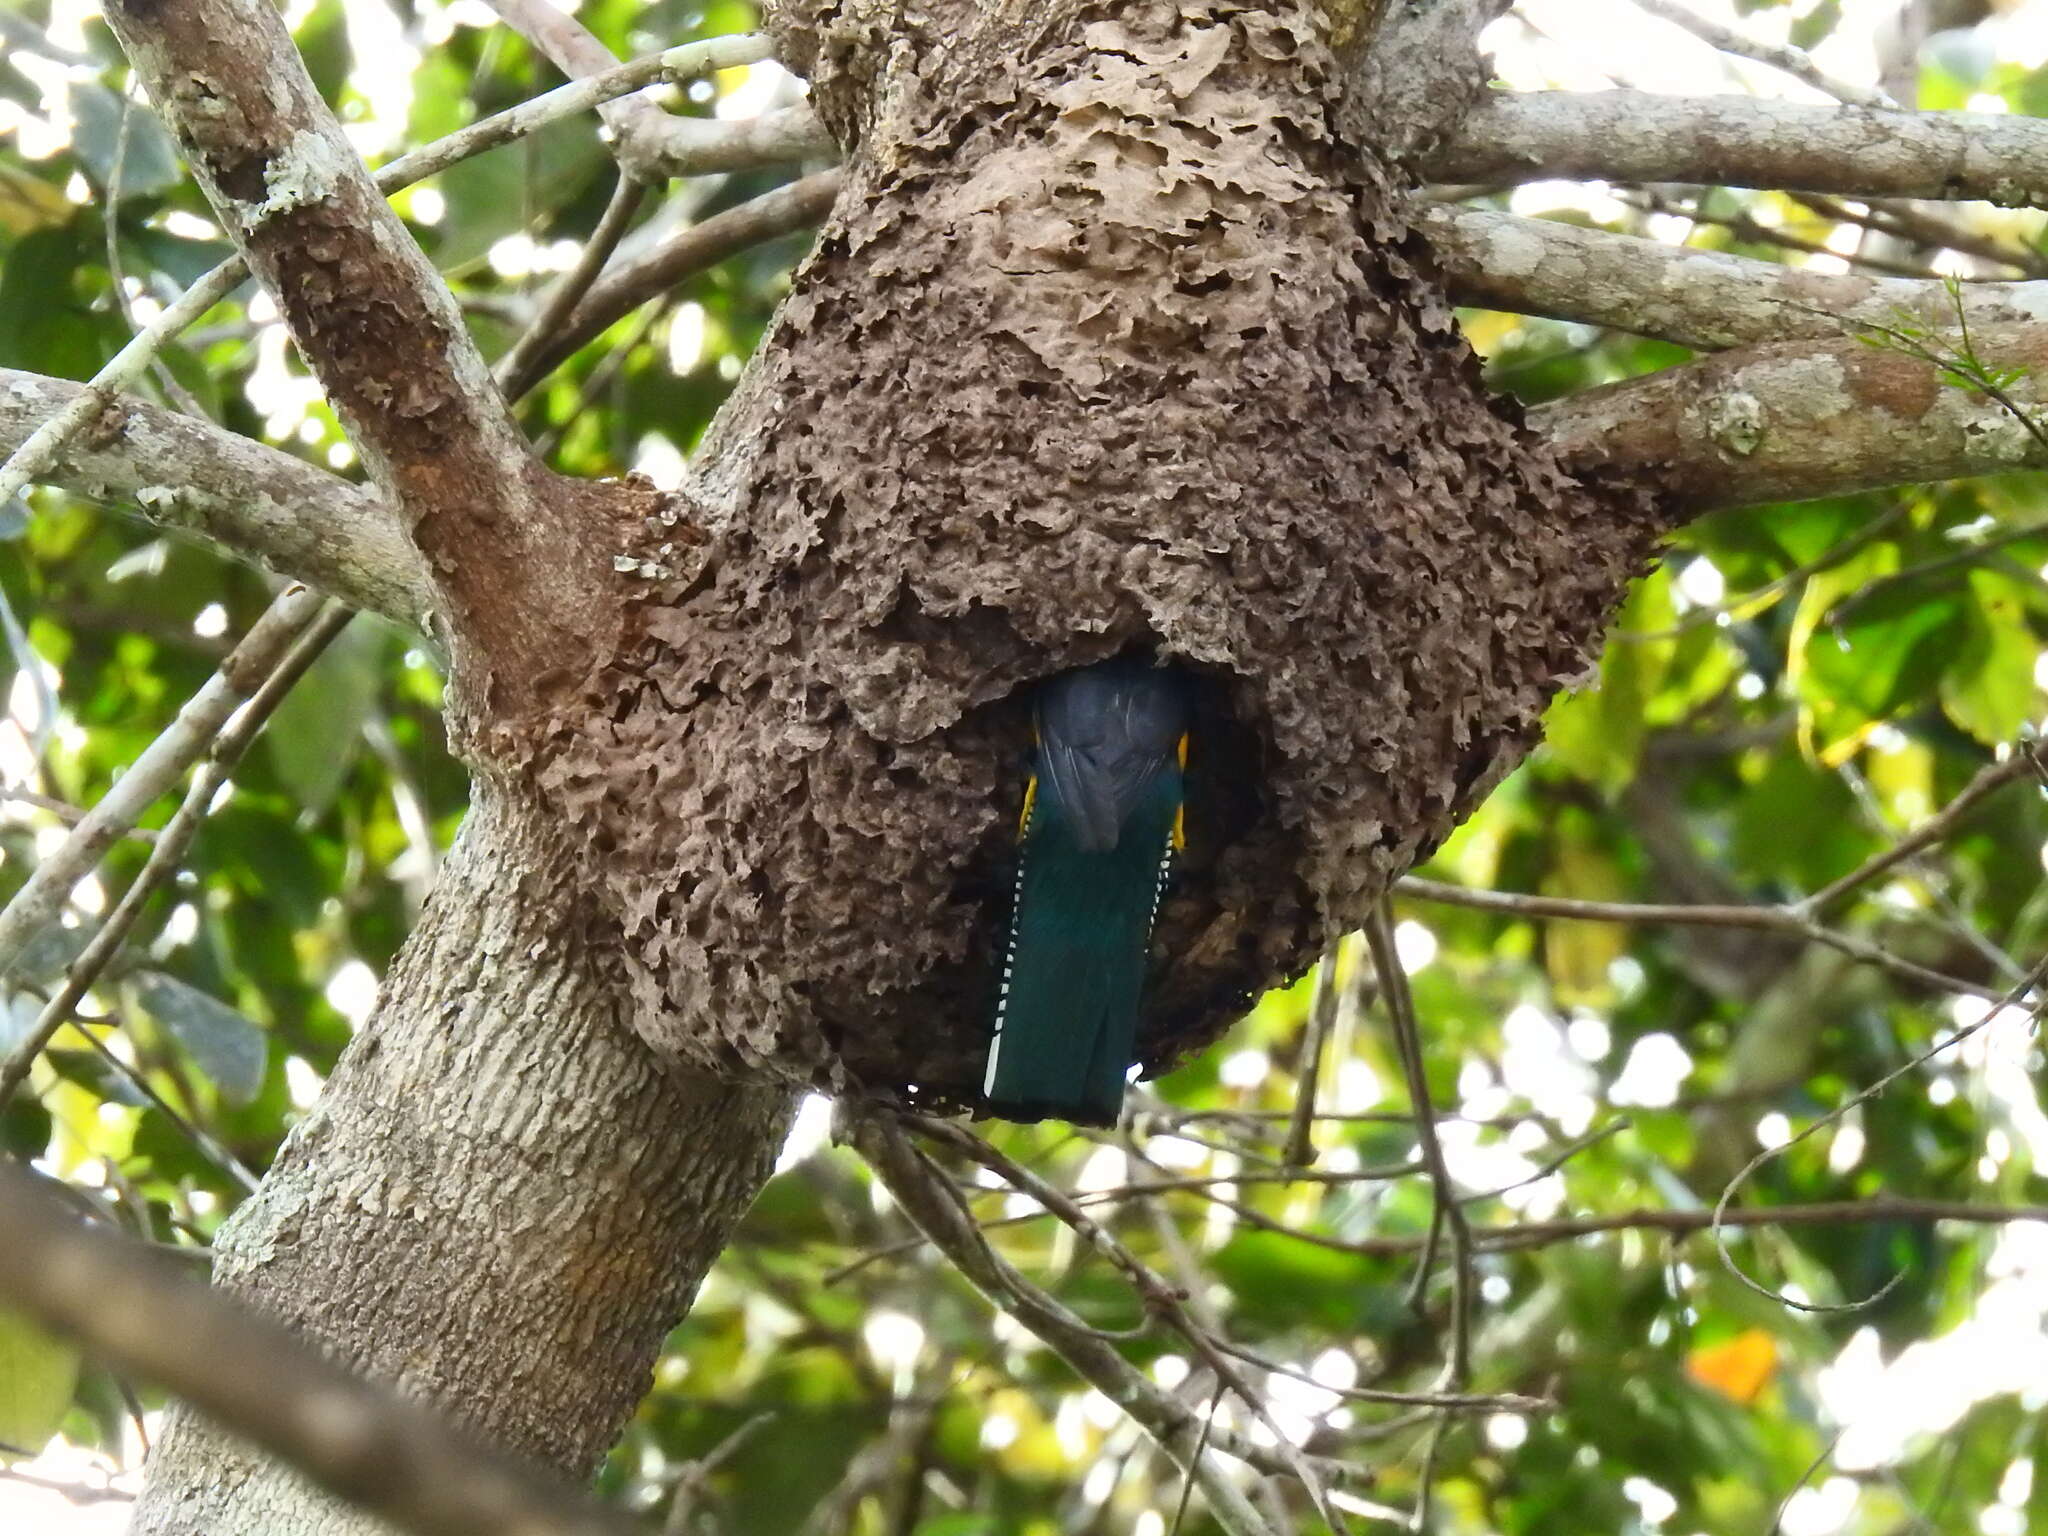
1540, 830, 1626, 1005
0, 167, 74, 236
1686, 1327, 1777, 1404
0, 1307, 79, 1454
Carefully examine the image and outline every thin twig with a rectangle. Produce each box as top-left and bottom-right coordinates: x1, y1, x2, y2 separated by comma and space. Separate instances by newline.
1397, 877, 2004, 1002
1627, 191, 1940, 281
906, 1113, 1351, 1534
844, 1104, 1341, 1516
529, 294, 673, 455
0, 600, 352, 1114
68, 1019, 262, 1195
94, 79, 208, 420
480, 0, 675, 181
1167, 1383, 1223, 1536
0, 788, 160, 841
493, 173, 646, 393
1610, 501, 1913, 642
1769, 1431, 1846, 1536
0, 33, 778, 517
1282, 947, 1342, 1168
374, 34, 778, 191
1366, 900, 1473, 1388
1792, 193, 2048, 280
1825, 521, 2048, 626
1207, 1337, 1549, 1415
0, 1467, 135, 1506
1710, 954, 2048, 1313
1632, 0, 1895, 108
1801, 744, 2042, 916
832, 1168, 2048, 1273
506, 170, 841, 398
0, 259, 246, 511
661, 1412, 776, 1535
1457, 1119, 1629, 1206
1409, 1413, 1452, 1535
0, 587, 327, 980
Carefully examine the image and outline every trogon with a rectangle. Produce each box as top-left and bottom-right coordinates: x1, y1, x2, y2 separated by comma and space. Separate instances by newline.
982, 656, 1190, 1126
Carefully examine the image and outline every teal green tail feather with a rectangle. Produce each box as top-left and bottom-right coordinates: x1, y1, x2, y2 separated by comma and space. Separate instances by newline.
983, 660, 1187, 1127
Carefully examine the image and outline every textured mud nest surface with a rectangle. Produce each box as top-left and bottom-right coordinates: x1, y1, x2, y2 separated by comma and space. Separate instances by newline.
522, 1, 1662, 1104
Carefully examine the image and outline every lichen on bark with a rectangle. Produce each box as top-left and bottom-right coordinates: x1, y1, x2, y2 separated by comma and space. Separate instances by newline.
521, 0, 1663, 1106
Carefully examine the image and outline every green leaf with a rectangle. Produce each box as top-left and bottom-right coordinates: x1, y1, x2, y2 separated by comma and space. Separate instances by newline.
1789, 0, 1841, 53
1922, 29, 1996, 92
1209, 1229, 1382, 1332
0, 1093, 50, 1160
1795, 575, 1964, 755
65, 82, 184, 199
264, 615, 381, 814
294, 0, 354, 104
6, 921, 92, 988
0, 165, 76, 237
0, 227, 113, 381
0, 1306, 80, 1456
130, 970, 267, 1105
120, 225, 235, 290
1760, 498, 1859, 567
43, 1048, 149, 1107
1941, 570, 2039, 747
431, 117, 607, 271
1541, 819, 1627, 1005
1730, 748, 1862, 887
1540, 569, 1676, 790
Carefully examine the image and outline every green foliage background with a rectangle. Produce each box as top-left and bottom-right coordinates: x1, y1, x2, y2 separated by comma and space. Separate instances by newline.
5, 1, 2048, 1532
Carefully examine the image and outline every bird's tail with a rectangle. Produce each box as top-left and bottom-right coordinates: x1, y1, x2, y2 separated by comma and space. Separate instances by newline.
983, 774, 1177, 1126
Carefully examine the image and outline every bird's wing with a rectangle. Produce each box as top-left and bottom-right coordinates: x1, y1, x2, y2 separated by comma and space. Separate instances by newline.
1036, 663, 1187, 853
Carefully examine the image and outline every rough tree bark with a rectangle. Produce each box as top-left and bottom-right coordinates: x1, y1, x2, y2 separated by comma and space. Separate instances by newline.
44, 0, 2007, 1529
130, 791, 794, 1534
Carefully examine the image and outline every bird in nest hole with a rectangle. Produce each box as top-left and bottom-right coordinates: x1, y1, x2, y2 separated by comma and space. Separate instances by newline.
982, 655, 1190, 1128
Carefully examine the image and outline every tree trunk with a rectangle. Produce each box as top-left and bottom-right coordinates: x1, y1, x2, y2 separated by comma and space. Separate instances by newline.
130, 786, 795, 1534
129, 3, 1667, 1525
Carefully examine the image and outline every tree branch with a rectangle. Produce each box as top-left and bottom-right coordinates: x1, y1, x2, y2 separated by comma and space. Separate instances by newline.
103, 0, 534, 514
1631, 0, 1894, 109
1356, 0, 1511, 163
480, 0, 832, 181
905, 1115, 1357, 1535
493, 173, 647, 394
1, 369, 429, 627
0, 1160, 635, 1536
1532, 323, 2048, 514
1398, 875, 2006, 1000
373, 35, 777, 190
6, 34, 768, 639
99, 0, 623, 682
1800, 745, 2043, 917
505, 171, 842, 398
1476, 1197, 2048, 1255
839, 1144, 2048, 1274
1427, 91, 2048, 208
481, 0, 681, 183
1422, 205, 2048, 353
